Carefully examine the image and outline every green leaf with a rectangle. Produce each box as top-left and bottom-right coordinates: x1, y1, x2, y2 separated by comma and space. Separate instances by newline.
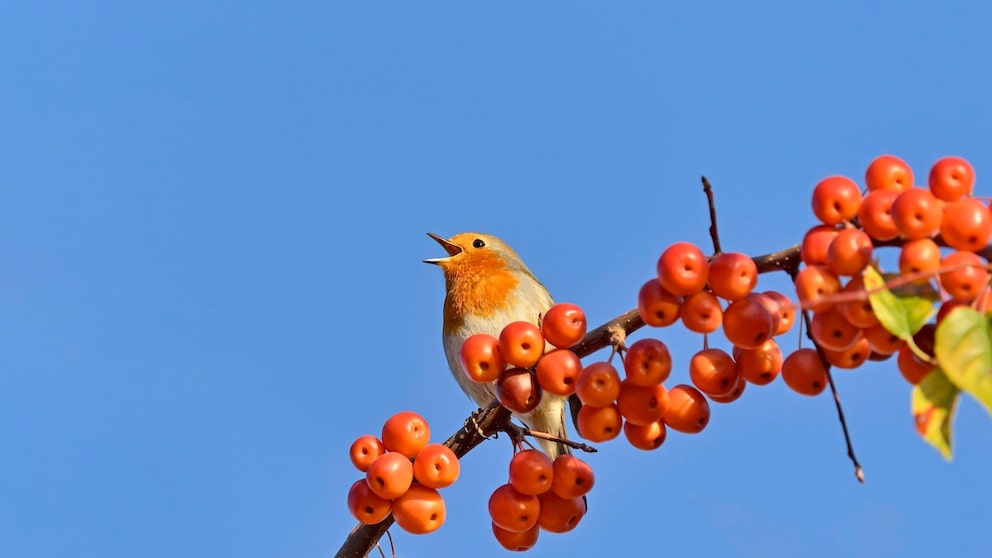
863, 266, 937, 355
934, 306, 992, 417
911, 369, 960, 460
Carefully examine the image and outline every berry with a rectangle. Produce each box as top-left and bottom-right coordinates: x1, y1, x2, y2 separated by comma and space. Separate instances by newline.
393, 484, 446, 534
534, 349, 582, 396
460, 333, 506, 383
637, 278, 682, 327
662, 384, 711, 434
381, 410, 431, 458
929, 155, 975, 201
498, 321, 546, 368
708, 252, 758, 301
575, 361, 622, 407
488, 483, 540, 533
865, 154, 914, 192
781, 348, 828, 396
811, 175, 862, 225
541, 303, 588, 349
413, 443, 460, 489
657, 242, 710, 296
892, 187, 942, 239
622, 337, 673, 386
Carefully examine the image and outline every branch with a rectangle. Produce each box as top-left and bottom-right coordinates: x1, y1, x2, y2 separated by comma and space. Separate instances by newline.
337, 238, 877, 557
702, 175, 723, 255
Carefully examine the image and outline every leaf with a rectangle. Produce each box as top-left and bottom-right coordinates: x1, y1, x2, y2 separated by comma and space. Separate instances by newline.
863, 266, 937, 356
911, 369, 960, 460
934, 306, 992, 417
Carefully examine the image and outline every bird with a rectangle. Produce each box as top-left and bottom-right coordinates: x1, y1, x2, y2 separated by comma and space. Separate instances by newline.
424, 232, 570, 459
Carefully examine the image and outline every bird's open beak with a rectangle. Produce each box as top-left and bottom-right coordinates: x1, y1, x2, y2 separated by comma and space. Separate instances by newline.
423, 232, 463, 264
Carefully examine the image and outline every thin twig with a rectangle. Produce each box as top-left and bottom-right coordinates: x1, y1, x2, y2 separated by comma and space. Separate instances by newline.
702, 176, 723, 254
788, 263, 865, 484
385, 529, 395, 558
522, 428, 598, 453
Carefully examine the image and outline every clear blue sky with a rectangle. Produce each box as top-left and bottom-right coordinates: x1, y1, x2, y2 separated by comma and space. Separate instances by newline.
2, 2, 990, 557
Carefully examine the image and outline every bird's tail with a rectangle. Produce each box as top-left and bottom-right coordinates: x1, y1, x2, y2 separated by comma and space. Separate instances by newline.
523, 394, 571, 461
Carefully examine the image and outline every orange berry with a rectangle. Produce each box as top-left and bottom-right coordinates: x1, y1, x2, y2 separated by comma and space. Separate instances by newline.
541, 303, 587, 349
365, 451, 414, 500
498, 321, 546, 368
680, 290, 724, 334
412, 443, 460, 489
896, 344, 936, 385
617, 379, 669, 426
892, 187, 943, 239
940, 198, 992, 252
838, 276, 879, 329
865, 154, 914, 192
863, 322, 905, 356
349, 434, 386, 472
347, 478, 393, 525
821, 336, 871, 369
575, 402, 622, 442
575, 361, 621, 407
488, 483, 539, 533
811, 175, 862, 225
898, 238, 942, 284
460, 333, 506, 383
940, 250, 989, 302
810, 306, 862, 352
393, 484, 446, 534
537, 490, 586, 533
735, 338, 783, 385
623, 419, 668, 450
657, 241, 710, 296
801, 225, 841, 266
534, 348, 582, 396
781, 348, 828, 396
689, 348, 739, 397
662, 384, 711, 434
637, 278, 682, 327
794, 265, 841, 312
622, 337, 673, 387
827, 228, 873, 276
722, 295, 774, 349
707, 252, 758, 301
381, 410, 431, 458
551, 454, 595, 499
858, 189, 901, 241
707, 374, 747, 403
928, 155, 975, 201
508, 449, 554, 496
763, 290, 796, 335
491, 522, 539, 552
746, 292, 783, 336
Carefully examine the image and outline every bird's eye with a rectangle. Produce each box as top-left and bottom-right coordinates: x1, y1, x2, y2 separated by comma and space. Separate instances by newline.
473, 239, 486, 248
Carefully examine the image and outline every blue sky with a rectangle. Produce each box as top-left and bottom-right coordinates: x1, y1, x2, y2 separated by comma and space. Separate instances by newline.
2, 2, 991, 557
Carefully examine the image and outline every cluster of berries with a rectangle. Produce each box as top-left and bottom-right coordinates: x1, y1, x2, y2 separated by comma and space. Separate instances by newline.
795, 155, 984, 385
346, 411, 459, 534
488, 450, 593, 551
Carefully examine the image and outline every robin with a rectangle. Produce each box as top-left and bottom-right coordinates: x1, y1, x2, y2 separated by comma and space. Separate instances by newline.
424, 232, 570, 459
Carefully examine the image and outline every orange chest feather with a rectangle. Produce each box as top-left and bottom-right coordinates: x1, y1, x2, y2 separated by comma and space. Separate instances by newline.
442, 260, 520, 328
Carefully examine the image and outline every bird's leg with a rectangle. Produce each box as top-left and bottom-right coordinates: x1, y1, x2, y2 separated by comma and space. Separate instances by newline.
464, 407, 488, 438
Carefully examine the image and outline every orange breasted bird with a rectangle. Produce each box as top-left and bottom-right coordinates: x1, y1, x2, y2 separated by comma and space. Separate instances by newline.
424, 232, 570, 459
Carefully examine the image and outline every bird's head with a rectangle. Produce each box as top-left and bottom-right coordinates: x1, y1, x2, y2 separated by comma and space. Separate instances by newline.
424, 231, 540, 298
424, 232, 551, 328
